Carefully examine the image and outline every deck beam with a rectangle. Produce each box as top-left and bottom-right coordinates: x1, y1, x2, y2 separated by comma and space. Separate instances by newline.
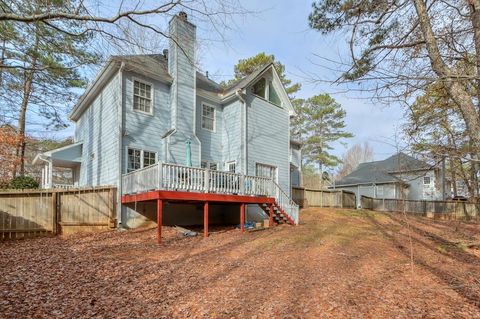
122, 190, 275, 205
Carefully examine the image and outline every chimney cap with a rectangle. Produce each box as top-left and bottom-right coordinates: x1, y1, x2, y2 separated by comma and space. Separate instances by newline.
178, 11, 188, 20
163, 49, 169, 58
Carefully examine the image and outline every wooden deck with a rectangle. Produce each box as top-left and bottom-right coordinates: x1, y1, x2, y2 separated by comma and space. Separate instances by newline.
121, 162, 299, 243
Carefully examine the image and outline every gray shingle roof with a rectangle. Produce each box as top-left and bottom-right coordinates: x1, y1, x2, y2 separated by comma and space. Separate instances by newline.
335, 153, 432, 186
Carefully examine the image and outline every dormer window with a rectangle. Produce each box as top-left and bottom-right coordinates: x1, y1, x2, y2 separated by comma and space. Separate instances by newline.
133, 79, 153, 114
252, 77, 281, 107
253, 78, 266, 98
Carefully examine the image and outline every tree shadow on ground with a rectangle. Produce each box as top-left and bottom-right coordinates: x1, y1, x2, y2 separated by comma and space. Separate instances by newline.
364, 213, 480, 309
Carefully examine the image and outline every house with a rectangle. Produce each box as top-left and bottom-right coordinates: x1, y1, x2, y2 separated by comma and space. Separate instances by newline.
332, 153, 450, 207
33, 12, 300, 234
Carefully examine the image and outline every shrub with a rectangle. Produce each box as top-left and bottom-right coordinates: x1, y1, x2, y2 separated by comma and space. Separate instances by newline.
9, 176, 39, 189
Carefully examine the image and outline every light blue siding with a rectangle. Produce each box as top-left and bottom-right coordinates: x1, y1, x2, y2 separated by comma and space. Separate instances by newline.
122, 71, 170, 170
74, 72, 120, 186
196, 96, 223, 165
167, 16, 200, 166
246, 93, 290, 195
222, 100, 242, 172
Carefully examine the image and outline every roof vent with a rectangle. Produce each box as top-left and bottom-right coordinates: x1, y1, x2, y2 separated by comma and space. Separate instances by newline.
163, 49, 168, 59
206, 71, 209, 78
178, 11, 188, 21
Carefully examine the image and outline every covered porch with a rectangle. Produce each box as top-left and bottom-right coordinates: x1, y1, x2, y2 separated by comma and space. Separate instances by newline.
33, 142, 82, 189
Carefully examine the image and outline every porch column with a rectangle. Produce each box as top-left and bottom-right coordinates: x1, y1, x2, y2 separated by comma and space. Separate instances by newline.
204, 201, 209, 237
240, 203, 245, 233
157, 199, 163, 244
269, 203, 274, 227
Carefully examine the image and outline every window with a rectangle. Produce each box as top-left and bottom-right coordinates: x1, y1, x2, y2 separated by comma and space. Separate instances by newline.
253, 78, 266, 98
127, 148, 157, 173
143, 151, 156, 168
201, 103, 215, 131
268, 81, 281, 106
127, 149, 141, 173
133, 80, 152, 114
256, 163, 277, 182
226, 161, 236, 173
201, 160, 218, 170
423, 176, 431, 185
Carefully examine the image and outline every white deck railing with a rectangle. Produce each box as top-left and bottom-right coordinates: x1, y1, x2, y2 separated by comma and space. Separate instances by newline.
122, 162, 299, 224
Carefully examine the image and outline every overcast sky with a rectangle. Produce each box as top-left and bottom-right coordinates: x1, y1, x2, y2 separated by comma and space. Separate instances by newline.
37, 0, 406, 163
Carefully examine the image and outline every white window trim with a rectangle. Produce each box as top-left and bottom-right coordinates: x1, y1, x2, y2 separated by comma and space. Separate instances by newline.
201, 102, 216, 132
126, 147, 158, 173
423, 176, 431, 185
201, 160, 218, 170
132, 77, 154, 116
255, 162, 278, 182
226, 160, 236, 173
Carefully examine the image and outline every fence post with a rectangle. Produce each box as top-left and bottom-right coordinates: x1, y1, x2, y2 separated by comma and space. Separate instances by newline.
52, 191, 58, 235
383, 198, 385, 212
341, 190, 344, 208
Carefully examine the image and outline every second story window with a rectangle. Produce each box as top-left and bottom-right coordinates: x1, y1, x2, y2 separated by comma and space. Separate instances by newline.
201, 103, 215, 131
133, 80, 152, 114
423, 176, 431, 185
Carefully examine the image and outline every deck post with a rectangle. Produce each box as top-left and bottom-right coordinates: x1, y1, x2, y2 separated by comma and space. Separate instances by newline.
269, 203, 274, 227
157, 199, 163, 244
240, 203, 245, 232
204, 201, 209, 237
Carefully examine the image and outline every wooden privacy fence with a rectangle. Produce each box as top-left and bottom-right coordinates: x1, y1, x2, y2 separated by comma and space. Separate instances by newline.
0, 186, 116, 239
360, 195, 480, 220
292, 187, 356, 209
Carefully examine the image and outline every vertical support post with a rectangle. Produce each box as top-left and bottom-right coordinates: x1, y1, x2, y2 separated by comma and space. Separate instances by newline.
204, 201, 209, 237
158, 162, 163, 189
157, 199, 163, 244
239, 175, 245, 195
240, 203, 245, 233
52, 191, 58, 235
204, 169, 210, 193
269, 203, 274, 227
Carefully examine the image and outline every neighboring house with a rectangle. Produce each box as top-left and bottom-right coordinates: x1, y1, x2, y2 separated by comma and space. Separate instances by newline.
34, 12, 300, 228
332, 153, 450, 207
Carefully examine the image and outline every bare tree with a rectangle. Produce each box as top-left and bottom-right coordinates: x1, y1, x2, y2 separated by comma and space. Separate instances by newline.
336, 142, 374, 179
0, 0, 248, 177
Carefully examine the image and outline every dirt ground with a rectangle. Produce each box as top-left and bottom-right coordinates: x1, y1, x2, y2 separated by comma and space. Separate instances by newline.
1, 207, 480, 318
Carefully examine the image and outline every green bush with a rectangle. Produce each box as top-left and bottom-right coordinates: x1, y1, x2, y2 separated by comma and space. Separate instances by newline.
9, 176, 39, 189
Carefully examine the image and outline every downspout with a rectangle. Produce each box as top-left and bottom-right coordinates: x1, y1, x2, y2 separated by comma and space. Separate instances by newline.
117, 62, 125, 227
236, 89, 247, 174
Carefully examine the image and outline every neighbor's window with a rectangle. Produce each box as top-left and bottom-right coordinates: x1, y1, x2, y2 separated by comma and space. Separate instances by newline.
127, 148, 156, 173
423, 176, 431, 185
253, 78, 266, 98
226, 161, 236, 173
209, 163, 218, 171
201, 103, 215, 131
133, 80, 152, 114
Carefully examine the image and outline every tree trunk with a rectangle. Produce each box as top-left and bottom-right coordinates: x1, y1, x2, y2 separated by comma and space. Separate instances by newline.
13, 25, 39, 177
414, 0, 480, 150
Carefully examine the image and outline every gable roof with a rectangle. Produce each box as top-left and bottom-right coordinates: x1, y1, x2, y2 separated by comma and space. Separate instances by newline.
335, 153, 433, 187
70, 55, 295, 121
